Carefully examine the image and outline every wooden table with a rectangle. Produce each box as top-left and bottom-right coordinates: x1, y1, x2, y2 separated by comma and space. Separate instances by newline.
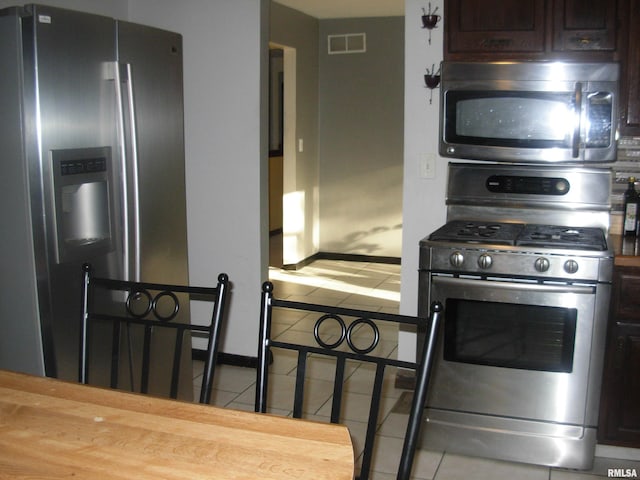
0, 370, 354, 479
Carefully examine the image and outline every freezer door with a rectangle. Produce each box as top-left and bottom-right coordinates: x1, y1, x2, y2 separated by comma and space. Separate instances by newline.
22, 6, 121, 380
0, 12, 47, 376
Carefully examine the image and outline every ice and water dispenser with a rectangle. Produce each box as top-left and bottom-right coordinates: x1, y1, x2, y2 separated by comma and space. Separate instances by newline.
51, 147, 115, 263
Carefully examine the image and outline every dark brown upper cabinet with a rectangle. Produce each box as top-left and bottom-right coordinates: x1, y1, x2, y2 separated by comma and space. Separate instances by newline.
618, 0, 640, 136
552, 0, 617, 53
444, 0, 622, 61
445, 0, 546, 56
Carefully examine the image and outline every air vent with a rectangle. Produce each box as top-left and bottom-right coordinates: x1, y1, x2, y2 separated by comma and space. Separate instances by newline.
328, 33, 366, 55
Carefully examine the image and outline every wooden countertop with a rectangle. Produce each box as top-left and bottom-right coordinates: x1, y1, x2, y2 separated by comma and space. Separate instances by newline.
0, 370, 354, 479
610, 234, 640, 267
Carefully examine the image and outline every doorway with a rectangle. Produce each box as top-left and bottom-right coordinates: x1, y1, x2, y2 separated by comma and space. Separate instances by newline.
268, 48, 284, 267
268, 43, 296, 268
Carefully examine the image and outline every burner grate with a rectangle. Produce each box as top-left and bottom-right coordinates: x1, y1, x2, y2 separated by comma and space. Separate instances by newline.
429, 221, 524, 246
516, 225, 607, 251
428, 221, 607, 251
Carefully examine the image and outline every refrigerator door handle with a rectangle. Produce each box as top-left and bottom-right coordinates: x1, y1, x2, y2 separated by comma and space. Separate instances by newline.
123, 63, 141, 282
113, 62, 131, 281
115, 62, 142, 282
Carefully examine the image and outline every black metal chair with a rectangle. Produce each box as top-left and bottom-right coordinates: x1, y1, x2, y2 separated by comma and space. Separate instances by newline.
79, 263, 229, 403
255, 281, 443, 480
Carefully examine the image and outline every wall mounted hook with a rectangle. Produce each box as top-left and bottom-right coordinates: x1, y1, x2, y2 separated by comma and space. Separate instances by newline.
424, 64, 441, 104
422, 3, 440, 44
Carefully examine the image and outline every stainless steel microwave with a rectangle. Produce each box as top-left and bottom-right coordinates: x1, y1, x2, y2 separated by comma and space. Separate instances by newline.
439, 62, 619, 164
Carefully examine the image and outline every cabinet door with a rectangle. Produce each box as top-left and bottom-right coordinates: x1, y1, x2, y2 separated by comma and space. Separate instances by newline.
619, 0, 640, 136
599, 266, 640, 447
445, 0, 545, 56
553, 0, 618, 52
599, 323, 640, 446
610, 266, 640, 320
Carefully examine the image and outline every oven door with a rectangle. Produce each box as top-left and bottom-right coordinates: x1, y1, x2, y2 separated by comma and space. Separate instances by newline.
425, 274, 602, 426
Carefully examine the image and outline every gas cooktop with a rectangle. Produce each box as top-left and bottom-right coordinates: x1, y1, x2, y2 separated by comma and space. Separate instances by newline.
428, 220, 608, 251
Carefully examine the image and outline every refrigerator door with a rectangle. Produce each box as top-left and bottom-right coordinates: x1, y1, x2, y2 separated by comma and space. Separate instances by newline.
0, 11, 47, 376
116, 21, 192, 399
0, 6, 192, 401
116, 21, 188, 285
22, 6, 122, 380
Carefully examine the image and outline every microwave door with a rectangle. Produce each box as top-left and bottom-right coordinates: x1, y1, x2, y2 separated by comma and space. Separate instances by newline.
441, 89, 578, 162
439, 62, 619, 164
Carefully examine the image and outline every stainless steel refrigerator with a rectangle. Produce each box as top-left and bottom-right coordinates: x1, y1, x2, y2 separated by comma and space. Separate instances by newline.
0, 5, 192, 398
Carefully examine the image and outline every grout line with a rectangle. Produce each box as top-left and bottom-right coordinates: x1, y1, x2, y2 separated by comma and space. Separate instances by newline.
431, 451, 445, 480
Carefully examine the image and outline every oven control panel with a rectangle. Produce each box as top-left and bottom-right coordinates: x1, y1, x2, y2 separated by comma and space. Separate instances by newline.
486, 175, 570, 196
421, 245, 612, 282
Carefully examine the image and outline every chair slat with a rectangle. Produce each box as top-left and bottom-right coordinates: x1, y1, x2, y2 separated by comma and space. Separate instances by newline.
141, 325, 153, 394
293, 351, 307, 419
109, 321, 121, 389
330, 356, 346, 424
359, 362, 386, 480
170, 328, 185, 399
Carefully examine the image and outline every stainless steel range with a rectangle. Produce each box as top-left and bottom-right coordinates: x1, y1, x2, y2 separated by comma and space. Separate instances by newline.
418, 163, 614, 469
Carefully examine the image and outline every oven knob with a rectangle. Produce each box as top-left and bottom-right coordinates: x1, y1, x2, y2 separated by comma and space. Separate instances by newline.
450, 251, 464, 268
564, 259, 579, 274
478, 253, 493, 269
534, 257, 550, 272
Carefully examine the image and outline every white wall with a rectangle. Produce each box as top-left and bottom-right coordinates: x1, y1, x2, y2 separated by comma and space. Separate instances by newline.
127, 0, 269, 358
398, 0, 447, 362
318, 17, 404, 258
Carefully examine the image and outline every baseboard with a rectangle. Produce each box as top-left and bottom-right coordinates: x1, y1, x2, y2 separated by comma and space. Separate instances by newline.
394, 369, 416, 390
282, 252, 320, 270
282, 251, 401, 270
595, 444, 640, 461
192, 350, 258, 369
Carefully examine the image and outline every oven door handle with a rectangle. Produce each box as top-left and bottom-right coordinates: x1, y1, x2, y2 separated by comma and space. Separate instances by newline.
432, 276, 596, 294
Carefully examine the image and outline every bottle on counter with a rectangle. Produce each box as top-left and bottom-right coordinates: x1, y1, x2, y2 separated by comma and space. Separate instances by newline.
623, 176, 639, 237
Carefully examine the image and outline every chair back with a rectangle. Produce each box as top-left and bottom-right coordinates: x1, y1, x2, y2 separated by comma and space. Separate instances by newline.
255, 281, 442, 480
79, 263, 229, 403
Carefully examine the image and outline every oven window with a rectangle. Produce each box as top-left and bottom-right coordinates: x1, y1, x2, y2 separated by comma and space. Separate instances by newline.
444, 299, 577, 373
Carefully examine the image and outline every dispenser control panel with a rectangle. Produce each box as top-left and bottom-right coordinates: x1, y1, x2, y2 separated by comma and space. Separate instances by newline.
59, 157, 107, 176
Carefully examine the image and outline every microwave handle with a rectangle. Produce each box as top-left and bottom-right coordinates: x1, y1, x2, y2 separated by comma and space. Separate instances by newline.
572, 82, 582, 158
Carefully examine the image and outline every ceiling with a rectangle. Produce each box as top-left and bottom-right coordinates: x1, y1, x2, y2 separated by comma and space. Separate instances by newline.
273, 0, 404, 19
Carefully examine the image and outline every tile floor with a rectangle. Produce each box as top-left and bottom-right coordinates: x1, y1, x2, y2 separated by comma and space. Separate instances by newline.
193, 259, 640, 479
